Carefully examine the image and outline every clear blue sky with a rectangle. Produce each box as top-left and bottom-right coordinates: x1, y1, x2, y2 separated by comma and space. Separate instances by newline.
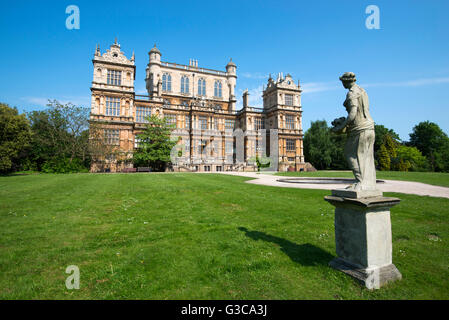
1, 0, 448, 141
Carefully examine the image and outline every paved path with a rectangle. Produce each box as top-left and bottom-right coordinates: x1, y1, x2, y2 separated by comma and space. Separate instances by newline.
219, 172, 449, 199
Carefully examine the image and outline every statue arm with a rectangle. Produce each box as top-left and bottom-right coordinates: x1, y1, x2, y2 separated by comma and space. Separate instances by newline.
331, 105, 356, 133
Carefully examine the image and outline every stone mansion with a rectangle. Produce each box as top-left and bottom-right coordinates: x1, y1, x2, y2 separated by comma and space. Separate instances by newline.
89, 40, 308, 172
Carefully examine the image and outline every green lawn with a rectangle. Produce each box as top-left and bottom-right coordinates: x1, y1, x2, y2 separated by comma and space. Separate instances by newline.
276, 170, 449, 188
0, 172, 448, 299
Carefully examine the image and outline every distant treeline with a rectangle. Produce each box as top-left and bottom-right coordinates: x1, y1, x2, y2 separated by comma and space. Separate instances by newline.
304, 120, 449, 172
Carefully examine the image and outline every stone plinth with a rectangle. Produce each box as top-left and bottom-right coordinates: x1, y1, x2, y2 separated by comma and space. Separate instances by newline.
331, 188, 383, 199
324, 194, 402, 289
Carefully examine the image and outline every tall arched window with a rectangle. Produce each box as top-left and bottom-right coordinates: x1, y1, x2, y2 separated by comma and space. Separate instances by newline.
214, 81, 222, 97
198, 78, 206, 96
181, 76, 189, 93
162, 73, 171, 92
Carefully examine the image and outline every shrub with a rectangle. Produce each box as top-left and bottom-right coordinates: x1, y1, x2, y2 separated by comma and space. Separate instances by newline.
41, 157, 88, 173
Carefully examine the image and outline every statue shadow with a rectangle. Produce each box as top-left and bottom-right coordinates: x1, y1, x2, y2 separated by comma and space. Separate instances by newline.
238, 227, 333, 266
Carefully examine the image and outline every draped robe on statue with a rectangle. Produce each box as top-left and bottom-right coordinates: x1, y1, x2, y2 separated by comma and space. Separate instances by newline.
343, 84, 376, 191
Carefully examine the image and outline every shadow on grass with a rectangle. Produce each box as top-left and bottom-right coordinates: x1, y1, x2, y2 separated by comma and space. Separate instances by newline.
238, 227, 333, 266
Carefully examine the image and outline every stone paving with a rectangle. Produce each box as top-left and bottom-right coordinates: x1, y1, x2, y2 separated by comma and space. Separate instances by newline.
219, 172, 449, 199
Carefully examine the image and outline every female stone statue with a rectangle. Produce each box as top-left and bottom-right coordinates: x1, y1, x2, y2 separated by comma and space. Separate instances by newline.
331, 72, 377, 192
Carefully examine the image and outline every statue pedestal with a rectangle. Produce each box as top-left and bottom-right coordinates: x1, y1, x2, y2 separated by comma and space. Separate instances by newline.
324, 193, 402, 289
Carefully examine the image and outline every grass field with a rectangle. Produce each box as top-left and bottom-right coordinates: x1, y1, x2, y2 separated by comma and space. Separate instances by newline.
1, 172, 448, 299
276, 170, 449, 188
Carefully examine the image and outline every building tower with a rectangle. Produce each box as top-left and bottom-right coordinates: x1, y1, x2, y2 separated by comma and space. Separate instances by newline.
262, 73, 305, 171
90, 39, 136, 172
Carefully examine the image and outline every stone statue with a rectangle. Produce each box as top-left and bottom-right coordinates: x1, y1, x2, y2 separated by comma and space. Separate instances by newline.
325, 73, 401, 290
331, 72, 378, 194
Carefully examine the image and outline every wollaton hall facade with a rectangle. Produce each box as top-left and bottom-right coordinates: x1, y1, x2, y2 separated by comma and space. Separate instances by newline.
89, 40, 309, 172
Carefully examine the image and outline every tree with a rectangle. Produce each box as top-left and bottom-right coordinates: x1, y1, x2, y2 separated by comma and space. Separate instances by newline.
133, 114, 179, 171
0, 103, 32, 173
394, 145, 427, 172
27, 100, 90, 172
374, 124, 400, 153
409, 121, 449, 171
304, 120, 343, 170
377, 144, 390, 171
329, 131, 348, 170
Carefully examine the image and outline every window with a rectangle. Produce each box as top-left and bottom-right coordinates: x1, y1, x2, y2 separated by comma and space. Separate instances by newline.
165, 114, 176, 127
226, 141, 234, 153
225, 119, 234, 129
104, 129, 119, 145
255, 118, 264, 130
204, 165, 211, 172
285, 94, 293, 106
136, 106, 151, 123
286, 139, 296, 152
286, 115, 295, 129
107, 70, 121, 85
162, 73, 171, 91
199, 116, 208, 130
198, 78, 206, 96
181, 76, 189, 93
216, 166, 222, 172
185, 115, 190, 129
163, 99, 171, 107
213, 118, 218, 130
184, 139, 190, 152
288, 157, 295, 162
105, 97, 120, 116
181, 100, 189, 107
214, 80, 222, 97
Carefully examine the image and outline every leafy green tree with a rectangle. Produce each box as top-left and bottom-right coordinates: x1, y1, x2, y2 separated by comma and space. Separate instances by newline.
374, 124, 400, 153
329, 131, 348, 170
432, 139, 449, 172
383, 134, 398, 159
27, 100, 90, 172
394, 145, 427, 172
304, 120, 340, 170
0, 103, 32, 173
133, 114, 179, 171
409, 121, 449, 171
377, 144, 391, 171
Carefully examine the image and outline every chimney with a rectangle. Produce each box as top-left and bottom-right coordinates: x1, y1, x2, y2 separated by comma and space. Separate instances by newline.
243, 89, 249, 108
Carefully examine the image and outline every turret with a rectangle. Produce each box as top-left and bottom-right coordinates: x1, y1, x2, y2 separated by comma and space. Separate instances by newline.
146, 44, 162, 97
226, 58, 237, 111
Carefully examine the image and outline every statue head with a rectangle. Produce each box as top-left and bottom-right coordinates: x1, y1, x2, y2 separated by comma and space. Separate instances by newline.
339, 72, 356, 89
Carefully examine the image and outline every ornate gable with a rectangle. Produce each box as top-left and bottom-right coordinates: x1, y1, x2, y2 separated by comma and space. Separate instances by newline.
94, 40, 134, 66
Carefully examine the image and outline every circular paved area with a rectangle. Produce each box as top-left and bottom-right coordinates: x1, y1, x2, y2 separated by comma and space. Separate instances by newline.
219, 172, 449, 199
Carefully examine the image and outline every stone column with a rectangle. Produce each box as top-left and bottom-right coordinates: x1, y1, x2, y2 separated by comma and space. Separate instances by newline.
324, 194, 402, 289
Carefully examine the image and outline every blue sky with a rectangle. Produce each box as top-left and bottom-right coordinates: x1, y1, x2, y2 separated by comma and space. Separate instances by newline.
1, 0, 448, 141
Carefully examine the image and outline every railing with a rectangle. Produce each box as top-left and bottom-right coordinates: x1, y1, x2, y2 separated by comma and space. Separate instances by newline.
160, 61, 228, 76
